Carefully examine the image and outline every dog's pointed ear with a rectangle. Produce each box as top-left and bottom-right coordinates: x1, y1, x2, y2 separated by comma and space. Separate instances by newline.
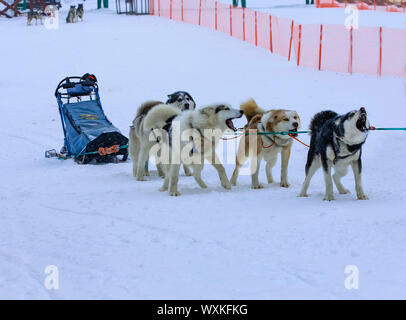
265, 111, 277, 132
199, 106, 215, 116
186, 93, 195, 102
166, 94, 176, 104
215, 105, 228, 113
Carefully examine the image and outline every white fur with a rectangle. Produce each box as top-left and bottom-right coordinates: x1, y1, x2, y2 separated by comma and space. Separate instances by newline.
130, 99, 194, 181
143, 105, 180, 130
146, 103, 243, 196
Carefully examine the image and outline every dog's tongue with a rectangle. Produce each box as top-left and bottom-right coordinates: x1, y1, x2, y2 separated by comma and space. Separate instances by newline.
226, 119, 236, 131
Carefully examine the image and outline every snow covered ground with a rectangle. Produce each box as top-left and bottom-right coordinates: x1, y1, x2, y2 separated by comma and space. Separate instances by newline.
0, 2, 406, 299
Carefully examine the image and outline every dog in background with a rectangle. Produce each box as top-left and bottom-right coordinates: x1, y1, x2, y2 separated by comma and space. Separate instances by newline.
27, 10, 35, 25
299, 108, 370, 200
76, 4, 84, 22
129, 91, 196, 181
66, 5, 76, 23
27, 9, 43, 25
231, 99, 301, 189
143, 103, 243, 196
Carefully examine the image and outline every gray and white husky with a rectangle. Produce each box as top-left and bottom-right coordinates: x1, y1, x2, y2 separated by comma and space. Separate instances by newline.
129, 91, 196, 180
66, 5, 76, 23
76, 4, 84, 22
299, 107, 370, 201
143, 103, 243, 196
27, 10, 43, 25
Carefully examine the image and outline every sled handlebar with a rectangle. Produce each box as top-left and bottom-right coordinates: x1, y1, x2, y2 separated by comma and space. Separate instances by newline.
55, 76, 98, 97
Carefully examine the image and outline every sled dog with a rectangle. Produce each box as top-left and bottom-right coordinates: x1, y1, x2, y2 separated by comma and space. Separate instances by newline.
143, 103, 243, 196
66, 5, 76, 23
299, 108, 370, 200
231, 99, 301, 189
76, 4, 84, 22
129, 91, 196, 180
27, 10, 43, 25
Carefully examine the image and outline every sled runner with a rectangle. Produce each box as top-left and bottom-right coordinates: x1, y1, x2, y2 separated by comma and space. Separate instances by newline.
50, 74, 128, 164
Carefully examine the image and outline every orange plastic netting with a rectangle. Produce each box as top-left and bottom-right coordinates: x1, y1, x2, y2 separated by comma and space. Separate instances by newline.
316, 0, 406, 12
152, 0, 406, 77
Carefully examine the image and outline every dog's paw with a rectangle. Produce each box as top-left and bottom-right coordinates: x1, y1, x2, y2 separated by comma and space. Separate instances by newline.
252, 184, 264, 189
267, 178, 274, 184
159, 187, 168, 192
170, 191, 181, 197
323, 194, 335, 201
196, 180, 208, 189
338, 189, 350, 194
136, 176, 146, 181
357, 194, 369, 200
280, 182, 290, 188
222, 181, 232, 190
298, 193, 308, 197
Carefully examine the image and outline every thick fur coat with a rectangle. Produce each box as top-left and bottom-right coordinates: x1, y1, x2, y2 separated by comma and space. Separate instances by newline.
231, 99, 301, 189
299, 107, 370, 200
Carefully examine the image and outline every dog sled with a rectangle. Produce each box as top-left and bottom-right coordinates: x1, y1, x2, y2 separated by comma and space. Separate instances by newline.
46, 74, 128, 164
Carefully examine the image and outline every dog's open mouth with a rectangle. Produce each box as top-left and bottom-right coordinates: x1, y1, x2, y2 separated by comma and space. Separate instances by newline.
226, 119, 237, 131
356, 115, 368, 132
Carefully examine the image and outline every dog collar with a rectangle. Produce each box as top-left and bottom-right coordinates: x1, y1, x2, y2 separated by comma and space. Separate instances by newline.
332, 135, 364, 164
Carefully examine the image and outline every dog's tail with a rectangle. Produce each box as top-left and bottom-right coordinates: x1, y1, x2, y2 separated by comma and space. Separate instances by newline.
240, 99, 265, 123
135, 100, 163, 118
309, 110, 338, 134
143, 104, 181, 131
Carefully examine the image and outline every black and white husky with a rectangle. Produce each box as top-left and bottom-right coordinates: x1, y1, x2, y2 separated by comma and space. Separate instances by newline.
299, 107, 370, 201
76, 4, 84, 22
66, 5, 76, 23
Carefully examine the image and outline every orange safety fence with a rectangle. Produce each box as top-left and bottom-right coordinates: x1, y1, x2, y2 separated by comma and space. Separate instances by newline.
316, 0, 406, 13
152, 0, 406, 78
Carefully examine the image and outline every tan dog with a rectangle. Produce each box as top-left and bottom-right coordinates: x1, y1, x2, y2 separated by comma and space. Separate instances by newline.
231, 99, 301, 189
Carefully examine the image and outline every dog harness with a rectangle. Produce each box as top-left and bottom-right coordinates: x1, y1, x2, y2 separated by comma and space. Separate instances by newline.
331, 134, 366, 164
162, 115, 178, 146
